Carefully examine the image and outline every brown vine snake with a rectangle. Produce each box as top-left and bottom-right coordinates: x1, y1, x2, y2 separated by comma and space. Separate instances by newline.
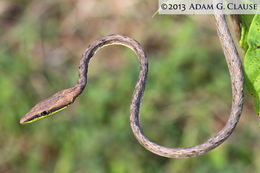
20, 14, 244, 158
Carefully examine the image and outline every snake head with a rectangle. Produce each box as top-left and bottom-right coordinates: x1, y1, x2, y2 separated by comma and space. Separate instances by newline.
20, 86, 81, 124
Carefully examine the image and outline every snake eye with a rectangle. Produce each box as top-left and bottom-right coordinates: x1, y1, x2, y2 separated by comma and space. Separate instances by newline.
41, 111, 48, 116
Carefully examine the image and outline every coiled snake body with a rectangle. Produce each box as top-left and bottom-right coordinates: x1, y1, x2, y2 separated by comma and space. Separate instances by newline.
20, 14, 244, 158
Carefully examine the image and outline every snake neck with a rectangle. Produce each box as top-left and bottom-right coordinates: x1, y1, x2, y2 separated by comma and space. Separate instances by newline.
75, 34, 147, 98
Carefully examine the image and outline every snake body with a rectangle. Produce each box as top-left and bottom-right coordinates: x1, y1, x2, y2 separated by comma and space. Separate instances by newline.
20, 14, 244, 158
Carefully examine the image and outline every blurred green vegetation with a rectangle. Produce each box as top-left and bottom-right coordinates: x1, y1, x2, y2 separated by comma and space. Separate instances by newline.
0, 1, 259, 173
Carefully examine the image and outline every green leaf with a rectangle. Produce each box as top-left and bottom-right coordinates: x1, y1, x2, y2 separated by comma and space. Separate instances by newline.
242, 15, 260, 114
239, 15, 255, 51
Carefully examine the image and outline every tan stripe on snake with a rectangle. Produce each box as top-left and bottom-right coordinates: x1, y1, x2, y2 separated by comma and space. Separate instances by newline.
20, 14, 244, 158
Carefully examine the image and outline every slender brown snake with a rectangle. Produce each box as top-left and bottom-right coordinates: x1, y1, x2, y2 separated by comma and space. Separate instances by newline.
20, 14, 244, 158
